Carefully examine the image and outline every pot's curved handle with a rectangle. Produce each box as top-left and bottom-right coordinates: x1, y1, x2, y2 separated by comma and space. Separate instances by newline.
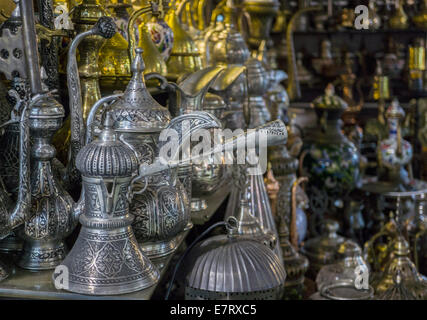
85, 93, 123, 145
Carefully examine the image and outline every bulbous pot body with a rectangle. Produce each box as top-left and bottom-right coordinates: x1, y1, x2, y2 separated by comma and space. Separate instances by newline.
17, 96, 77, 270
130, 168, 189, 259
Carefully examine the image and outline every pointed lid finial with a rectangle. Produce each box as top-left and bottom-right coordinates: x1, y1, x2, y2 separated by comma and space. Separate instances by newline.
132, 47, 146, 75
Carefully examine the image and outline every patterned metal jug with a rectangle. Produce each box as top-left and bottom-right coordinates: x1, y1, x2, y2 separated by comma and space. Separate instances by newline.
57, 114, 159, 295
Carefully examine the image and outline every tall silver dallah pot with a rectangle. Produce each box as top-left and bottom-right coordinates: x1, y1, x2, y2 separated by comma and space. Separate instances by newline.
57, 114, 159, 295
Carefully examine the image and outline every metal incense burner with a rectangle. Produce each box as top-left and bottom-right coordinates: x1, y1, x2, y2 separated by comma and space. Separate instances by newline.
185, 217, 286, 300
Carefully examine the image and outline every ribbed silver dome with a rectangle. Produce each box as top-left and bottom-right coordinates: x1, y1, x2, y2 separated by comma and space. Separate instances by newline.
76, 114, 139, 177
187, 238, 286, 293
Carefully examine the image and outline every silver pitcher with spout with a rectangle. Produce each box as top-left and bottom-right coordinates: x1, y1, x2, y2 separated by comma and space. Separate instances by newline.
56, 113, 159, 295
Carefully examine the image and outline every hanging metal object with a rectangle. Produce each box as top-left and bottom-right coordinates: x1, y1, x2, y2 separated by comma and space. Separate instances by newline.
57, 113, 160, 295
185, 218, 286, 300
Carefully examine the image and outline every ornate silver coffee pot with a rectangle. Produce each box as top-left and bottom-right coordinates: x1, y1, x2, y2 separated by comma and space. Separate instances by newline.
89, 48, 222, 260
57, 114, 160, 295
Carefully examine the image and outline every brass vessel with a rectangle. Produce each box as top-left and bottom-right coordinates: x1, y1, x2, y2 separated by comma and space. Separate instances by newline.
374, 236, 427, 299
241, 0, 279, 50
165, 0, 202, 81
53, 0, 110, 166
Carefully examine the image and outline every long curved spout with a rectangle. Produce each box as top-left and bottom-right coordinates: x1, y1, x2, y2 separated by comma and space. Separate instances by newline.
66, 16, 116, 186
286, 6, 322, 100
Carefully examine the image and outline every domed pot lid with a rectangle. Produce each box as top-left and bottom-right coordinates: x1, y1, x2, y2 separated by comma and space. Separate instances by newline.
108, 48, 171, 133
76, 113, 139, 177
186, 237, 286, 293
